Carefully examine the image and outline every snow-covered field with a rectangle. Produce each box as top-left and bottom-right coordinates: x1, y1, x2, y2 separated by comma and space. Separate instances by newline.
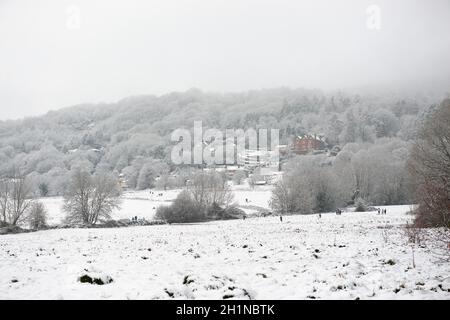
40, 186, 273, 225
1, 205, 449, 300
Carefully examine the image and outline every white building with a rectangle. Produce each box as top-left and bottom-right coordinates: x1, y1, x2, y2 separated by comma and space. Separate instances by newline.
237, 149, 279, 168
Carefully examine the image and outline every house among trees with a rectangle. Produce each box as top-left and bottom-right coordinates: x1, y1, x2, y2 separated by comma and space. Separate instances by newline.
292, 134, 326, 155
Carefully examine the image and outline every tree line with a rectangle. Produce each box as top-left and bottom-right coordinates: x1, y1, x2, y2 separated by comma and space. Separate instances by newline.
270, 137, 413, 214
0, 168, 122, 228
271, 98, 450, 233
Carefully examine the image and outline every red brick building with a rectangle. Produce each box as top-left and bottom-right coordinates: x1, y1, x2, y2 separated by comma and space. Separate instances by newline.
292, 134, 325, 154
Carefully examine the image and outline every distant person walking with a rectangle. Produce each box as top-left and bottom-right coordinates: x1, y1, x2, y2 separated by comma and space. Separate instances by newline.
279, 215, 283, 222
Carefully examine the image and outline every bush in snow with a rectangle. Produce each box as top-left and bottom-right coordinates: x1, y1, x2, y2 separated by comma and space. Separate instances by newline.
223, 206, 246, 219
354, 198, 368, 212
78, 268, 114, 285
156, 190, 205, 223
232, 170, 247, 185
28, 201, 47, 230
157, 188, 242, 223
78, 274, 113, 285
207, 203, 244, 220
38, 182, 49, 197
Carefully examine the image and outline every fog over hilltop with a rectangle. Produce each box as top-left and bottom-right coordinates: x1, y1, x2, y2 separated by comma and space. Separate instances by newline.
1, 0, 450, 120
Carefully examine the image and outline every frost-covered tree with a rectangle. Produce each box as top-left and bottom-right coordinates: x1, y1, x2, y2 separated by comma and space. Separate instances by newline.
136, 164, 156, 190
28, 201, 47, 229
0, 170, 35, 226
38, 182, 49, 197
188, 172, 234, 209
63, 169, 122, 225
409, 98, 450, 228
275, 138, 413, 213
270, 174, 314, 215
347, 139, 412, 205
370, 108, 399, 138
135, 159, 170, 190
0, 178, 10, 223
156, 190, 204, 223
232, 170, 246, 185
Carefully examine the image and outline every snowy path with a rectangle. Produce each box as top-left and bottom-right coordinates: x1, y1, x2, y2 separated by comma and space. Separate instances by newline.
1, 205, 449, 299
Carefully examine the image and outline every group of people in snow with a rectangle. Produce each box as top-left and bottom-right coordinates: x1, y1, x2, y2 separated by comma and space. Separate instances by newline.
149, 191, 164, 197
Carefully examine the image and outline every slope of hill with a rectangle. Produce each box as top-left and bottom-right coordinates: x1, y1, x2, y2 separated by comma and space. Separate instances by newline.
0, 87, 440, 196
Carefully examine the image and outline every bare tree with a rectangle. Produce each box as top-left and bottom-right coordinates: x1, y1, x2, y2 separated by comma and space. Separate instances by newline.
29, 201, 47, 229
63, 169, 122, 225
232, 170, 246, 185
188, 171, 234, 209
270, 175, 314, 215
9, 173, 34, 226
270, 179, 290, 215
0, 178, 10, 224
408, 98, 450, 228
0, 170, 35, 226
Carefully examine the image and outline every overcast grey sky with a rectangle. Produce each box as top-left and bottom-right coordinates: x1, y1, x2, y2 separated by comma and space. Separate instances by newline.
0, 0, 449, 120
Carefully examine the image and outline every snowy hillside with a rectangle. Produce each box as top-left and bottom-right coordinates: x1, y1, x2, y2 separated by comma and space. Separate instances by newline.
1, 205, 449, 300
